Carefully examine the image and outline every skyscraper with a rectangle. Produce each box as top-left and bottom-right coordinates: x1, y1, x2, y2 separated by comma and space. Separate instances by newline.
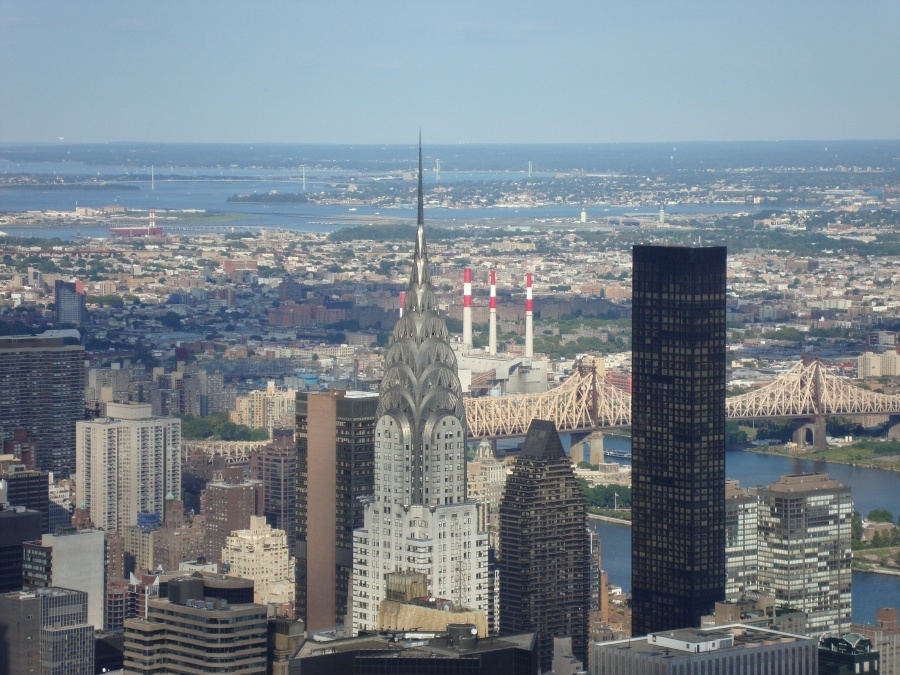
295, 389, 377, 631
0, 462, 50, 533
0, 505, 41, 593
123, 574, 267, 673
725, 480, 758, 601
351, 142, 488, 635
757, 473, 852, 635
76, 402, 181, 532
250, 441, 297, 549
200, 466, 263, 564
0, 587, 95, 675
498, 419, 589, 673
0, 335, 85, 477
54, 279, 87, 327
631, 245, 727, 636
22, 528, 106, 630
222, 515, 295, 609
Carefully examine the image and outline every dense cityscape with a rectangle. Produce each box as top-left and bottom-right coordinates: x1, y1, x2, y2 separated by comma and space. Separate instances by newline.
0, 139, 898, 674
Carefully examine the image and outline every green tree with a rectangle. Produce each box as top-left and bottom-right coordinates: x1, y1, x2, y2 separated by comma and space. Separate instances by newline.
868, 508, 894, 523
159, 311, 182, 329
851, 511, 864, 542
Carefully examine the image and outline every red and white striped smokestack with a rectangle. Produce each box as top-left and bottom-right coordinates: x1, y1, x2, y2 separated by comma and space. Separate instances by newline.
399, 291, 406, 318
525, 273, 534, 358
489, 270, 497, 355
463, 268, 473, 348
149, 208, 155, 230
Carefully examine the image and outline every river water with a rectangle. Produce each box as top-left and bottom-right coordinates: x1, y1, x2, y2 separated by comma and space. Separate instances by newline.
0, 165, 759, 242
592, 437, 900, 625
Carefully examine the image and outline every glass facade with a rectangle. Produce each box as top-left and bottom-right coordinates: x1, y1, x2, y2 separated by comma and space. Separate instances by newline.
631, 245, 727, 636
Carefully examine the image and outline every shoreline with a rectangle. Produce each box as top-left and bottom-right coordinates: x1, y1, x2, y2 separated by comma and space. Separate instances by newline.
588, 512, 631, 526
851, 565, 900, 578
744, 446, 900, 473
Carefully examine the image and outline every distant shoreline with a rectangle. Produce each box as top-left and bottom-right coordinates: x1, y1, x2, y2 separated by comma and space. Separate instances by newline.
746, 446, 900, 473
588, 512, 631, 526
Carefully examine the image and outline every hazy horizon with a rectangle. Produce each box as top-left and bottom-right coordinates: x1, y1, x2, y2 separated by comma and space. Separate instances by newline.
2, 1, 899, 145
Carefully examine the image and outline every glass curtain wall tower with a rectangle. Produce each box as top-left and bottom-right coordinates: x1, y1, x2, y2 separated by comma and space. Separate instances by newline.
631, 245, 727, 636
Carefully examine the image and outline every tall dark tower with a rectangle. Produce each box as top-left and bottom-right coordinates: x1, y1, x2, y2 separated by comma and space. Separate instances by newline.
295, 389, 377, 632
499, 419, 589, 672
630, 245, 727, 636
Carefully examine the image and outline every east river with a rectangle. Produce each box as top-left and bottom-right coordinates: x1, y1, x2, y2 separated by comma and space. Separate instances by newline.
592, 437, 900, 625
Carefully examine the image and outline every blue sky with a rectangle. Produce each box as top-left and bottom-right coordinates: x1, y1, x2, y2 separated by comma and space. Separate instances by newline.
1, 1, 897, 144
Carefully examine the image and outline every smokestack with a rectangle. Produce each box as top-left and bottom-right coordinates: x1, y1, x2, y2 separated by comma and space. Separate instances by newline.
399, 291, 406, 318
525, 273, 534, 358
463, 268, 473, 348
489, 270, 497, 355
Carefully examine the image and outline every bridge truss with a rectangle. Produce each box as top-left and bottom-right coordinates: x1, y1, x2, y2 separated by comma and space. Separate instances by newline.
726, 357, 900, 419
463, 357, 900, 439
181, 359, 900, 460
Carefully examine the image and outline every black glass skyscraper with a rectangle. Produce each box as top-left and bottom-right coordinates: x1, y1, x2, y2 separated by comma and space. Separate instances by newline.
631, 245, 727, 636
499, 419, 589, 673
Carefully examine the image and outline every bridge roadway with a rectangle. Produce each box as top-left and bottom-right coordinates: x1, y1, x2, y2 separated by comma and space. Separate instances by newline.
464, 357, 900, 440
182, 358, 900, 462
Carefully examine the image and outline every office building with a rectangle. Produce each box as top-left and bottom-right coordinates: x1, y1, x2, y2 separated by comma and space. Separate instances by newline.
757, 473, 852, 635
123, 573, 268, 673
124, 512, 161, 574
22, 528, 106, 629
222, 515, 295, 609
0, 462, 50, 532
200, 466, 263, 564
296, 389, 377, 631
819, 634, 880, 675
289, 624, 539, 674
3, 427, 38, 468
250, 441, 297, 550
0, 505, 41, 593
54, 279, 87, 326
76, 402, 181, 532
854, 607, 900, 675
725, 480, 758, 601
467, 439, 507, 549
269, 617, 306, 675
0, 587, 94, 675
631, 245, 727, 636
351, 144, 488, 635
48, 476, 74, 531
125, 572, 268, 674
232, 381, 298, 431
0, 335, 85, 477
152, 500, 208, 572
499, 419, 589, 673
591, 624, 818, 675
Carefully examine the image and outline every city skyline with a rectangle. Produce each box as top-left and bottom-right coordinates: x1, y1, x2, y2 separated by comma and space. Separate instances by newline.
2, 1, 899, 144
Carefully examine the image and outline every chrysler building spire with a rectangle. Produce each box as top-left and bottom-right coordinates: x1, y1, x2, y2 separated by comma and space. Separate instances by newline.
378, 137, 466, 506
351, 140, 487, 635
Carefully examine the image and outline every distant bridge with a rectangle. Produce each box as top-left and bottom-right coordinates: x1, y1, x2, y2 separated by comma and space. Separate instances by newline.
182, 358, 900, 463
464, 357, 900, 441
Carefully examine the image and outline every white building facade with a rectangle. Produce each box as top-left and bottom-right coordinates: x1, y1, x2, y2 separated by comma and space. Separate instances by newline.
76, 402, 181, 531
351, 148, 488, 634
222, 515, 295, 608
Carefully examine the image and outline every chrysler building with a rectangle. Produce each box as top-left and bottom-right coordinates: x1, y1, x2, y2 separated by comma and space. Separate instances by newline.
351, 141, 488, 634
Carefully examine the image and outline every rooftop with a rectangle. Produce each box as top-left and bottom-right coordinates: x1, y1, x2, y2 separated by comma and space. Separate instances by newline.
597, 624, 813, 658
